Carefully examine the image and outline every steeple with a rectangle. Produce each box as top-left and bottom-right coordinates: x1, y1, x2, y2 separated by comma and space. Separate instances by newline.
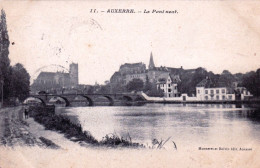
149, 52, 155, 69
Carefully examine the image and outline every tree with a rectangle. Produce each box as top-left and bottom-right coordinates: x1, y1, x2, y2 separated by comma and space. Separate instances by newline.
178, 67, 208, 96
147, 84, 164, 97
0, 9, 31, 104
0, 9, 12, 101
110, 83, 126, 93
98, 85, 111, 94
242, 70, 260, 97
144, 75, 152, 92
10, 63, 30, 101
87, 86, 94, 94
126, 78, 144, 92
218, 70, 235, 87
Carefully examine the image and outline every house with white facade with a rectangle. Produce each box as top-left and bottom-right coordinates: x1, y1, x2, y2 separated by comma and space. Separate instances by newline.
156, 73, 179, 97
236, 86, 253, 100
196, 78, 252, 101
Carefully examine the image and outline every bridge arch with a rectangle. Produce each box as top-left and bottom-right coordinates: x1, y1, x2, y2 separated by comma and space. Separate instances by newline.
134, 96, 146, 106
24, 96, 46, 106
82, 95, 94, 106
103, 95, 114, 106
123, 95, 133, 101
122, 95, 133, 106
49, 96, 70, 107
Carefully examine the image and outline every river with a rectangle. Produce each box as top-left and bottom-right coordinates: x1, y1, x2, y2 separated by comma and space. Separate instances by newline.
59, 104, 260, 150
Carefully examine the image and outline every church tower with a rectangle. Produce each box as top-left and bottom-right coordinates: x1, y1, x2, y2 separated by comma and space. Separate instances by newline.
69, 63, 79, 87
149, 52, 155, 70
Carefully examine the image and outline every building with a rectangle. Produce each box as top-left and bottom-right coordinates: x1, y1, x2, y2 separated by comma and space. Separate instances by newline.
119, 62, 146, 75
196, 77, 252, 101
109, 52, 185, 97
126, 72, 147, 84
156, 73, 179, 97
110, 52, 184, 85
110, 72, 126, 85
236, 86, 253, 100
69, 63, 79, 86
31, 63, 79, 93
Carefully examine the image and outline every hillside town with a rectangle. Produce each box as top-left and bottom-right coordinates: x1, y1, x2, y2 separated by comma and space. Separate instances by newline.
29, 52, 254, 103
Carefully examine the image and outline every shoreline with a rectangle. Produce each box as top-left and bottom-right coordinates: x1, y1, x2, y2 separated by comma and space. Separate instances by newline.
0, 106, 163, 150
29, 105, 146, 149
0, 106, 94, 149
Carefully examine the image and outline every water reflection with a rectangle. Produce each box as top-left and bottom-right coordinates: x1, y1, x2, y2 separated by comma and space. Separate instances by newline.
62, 104, 260, 149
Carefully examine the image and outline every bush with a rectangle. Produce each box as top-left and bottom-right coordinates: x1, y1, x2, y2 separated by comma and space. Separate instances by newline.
100, 133, 144, 148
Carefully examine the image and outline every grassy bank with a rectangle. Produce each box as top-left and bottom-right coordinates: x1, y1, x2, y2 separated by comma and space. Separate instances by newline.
29, 106, 145, 148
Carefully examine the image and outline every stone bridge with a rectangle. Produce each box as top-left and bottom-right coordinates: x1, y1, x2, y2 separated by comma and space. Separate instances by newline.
27, 93, 146, 107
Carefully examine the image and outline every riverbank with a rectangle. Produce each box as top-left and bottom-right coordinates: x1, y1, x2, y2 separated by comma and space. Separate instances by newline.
29, 105, 145, 148
0, 106, 82, 149
0, 106, 145, 149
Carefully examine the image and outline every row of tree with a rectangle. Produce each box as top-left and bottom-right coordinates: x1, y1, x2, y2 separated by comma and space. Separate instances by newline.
0, 9, 30, 105
178, 67, 260, 97
100, 76, 163, 97
241, 69, 260, 97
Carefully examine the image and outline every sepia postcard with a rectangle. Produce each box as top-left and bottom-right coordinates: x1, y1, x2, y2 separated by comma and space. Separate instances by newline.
0, 0, 260, 168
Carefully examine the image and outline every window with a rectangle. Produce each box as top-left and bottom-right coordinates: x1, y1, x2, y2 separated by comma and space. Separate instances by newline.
168, 84, 171, 87
216, 89, 219, 94
216, 95, 219, 100
205, 96, 208, 100
168, 89, 172, 92
222, 89, 225, 94
228, 95, 232, 100
222, 95, 225, 100
205, 90, 208, 94
198, 90, 200, 94
175, 86, 177, 90
210, 90, 214, 94
169, 94, 171, 97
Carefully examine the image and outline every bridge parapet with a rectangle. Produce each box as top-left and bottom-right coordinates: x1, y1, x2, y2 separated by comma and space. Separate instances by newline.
27, 93, 145, 107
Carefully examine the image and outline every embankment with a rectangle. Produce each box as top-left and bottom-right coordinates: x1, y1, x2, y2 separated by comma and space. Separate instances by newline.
29, 105, 145, 148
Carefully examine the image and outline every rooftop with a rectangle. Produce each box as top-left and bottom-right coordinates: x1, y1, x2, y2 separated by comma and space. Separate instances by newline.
120, 62, 145, 69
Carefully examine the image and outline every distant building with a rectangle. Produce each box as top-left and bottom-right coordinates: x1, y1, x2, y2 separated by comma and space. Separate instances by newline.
119, 62, 146, 75
126, 72, 147, 84
236, 86, 253, 100
196, 77, 253, 101
148, 52, 155, 70
110, 52, 185, 85
31, 63, 79, 93
110, 72, 126, 85
69, 63, 79, 86
109, 52, 187, 97
156, 73, 179, 97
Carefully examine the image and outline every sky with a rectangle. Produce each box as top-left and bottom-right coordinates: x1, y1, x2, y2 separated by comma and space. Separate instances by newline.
1, 1, 260, 85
